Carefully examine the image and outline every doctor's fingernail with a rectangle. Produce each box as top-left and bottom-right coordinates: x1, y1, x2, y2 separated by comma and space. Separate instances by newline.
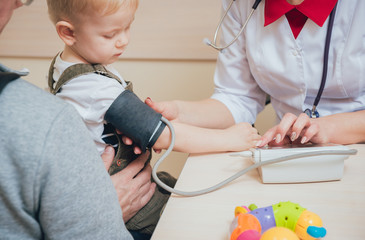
290, 132, 297, 141
301, 136, 307, 144
275, 134, 281, 143
255, 140, 262, 147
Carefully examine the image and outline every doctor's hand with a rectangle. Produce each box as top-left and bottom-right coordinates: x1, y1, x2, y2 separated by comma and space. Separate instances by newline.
102, 146, 156, 222
145, 97, 179, 122
258, 113, 329, 147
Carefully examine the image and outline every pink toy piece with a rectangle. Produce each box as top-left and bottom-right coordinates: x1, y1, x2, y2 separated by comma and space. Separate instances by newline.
237, 230, 261, 240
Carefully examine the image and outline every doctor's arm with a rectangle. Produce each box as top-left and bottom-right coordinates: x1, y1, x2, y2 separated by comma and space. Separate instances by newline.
145, 97, 235, 129
259, 110, 365, 146
312, 110, 365, 144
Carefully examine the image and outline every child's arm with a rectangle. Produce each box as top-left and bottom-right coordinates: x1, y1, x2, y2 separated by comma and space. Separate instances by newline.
153, 122, 261, 153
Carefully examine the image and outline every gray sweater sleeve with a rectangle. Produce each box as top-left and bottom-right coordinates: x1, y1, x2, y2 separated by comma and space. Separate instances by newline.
0, 78, 132, 240
37, 105, 132, 240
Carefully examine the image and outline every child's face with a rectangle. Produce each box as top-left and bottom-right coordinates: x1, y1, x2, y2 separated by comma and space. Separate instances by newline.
71, 5, 136, 65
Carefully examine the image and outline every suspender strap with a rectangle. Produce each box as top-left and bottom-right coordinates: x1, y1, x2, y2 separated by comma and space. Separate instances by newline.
47, 54, 137, 167
48, 54, 128, 94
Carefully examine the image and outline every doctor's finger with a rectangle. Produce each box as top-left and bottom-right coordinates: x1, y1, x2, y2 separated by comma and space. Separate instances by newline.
259, 126, 279, 146
290, 113, 311, 142
145, 97, 164, 114
273, 113, 298, 143
268, 135, 291, 146
299, 122, 320, 144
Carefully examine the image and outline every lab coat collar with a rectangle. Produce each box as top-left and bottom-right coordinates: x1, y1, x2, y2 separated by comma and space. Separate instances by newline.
264, 0, 338, 27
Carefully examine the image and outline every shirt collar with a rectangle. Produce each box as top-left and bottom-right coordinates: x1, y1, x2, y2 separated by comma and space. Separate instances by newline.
264, 0, 338, 27
0, 70, 21, 94
0, 62, 29, 76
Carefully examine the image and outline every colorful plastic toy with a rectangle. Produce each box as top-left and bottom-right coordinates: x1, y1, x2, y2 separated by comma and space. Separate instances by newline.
229, 201, 326, 240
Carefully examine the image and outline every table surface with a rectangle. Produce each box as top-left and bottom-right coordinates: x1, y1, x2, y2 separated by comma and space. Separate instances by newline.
151, 144, 365, 240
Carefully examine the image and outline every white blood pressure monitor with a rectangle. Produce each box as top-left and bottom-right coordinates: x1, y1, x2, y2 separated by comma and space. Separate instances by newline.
235, 144, 357, 183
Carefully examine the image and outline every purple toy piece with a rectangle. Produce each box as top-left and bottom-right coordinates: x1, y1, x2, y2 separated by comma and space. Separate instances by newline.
248, 206, 276, 232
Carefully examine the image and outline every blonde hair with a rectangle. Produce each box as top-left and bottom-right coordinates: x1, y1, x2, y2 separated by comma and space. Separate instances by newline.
47, 0, 139, 24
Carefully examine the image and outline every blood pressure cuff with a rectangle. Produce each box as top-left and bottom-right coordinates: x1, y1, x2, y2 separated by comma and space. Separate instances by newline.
104, 90, 166, 152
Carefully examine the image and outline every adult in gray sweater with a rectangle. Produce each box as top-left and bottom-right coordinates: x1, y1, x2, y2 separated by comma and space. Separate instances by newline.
0, 0, 154, 239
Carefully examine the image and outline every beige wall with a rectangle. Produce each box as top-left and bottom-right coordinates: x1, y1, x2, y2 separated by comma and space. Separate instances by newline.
0, 0, 276, 178
0, 0, 221, 60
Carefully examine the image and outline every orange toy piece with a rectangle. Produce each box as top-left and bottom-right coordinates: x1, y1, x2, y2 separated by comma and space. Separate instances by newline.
230, 213, 261, 240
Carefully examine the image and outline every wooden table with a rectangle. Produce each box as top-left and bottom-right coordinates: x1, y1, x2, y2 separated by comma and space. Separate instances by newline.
152, 144, 365, 240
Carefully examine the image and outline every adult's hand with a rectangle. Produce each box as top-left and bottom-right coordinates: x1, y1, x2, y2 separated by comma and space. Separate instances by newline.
145, 97, 179, 122
259, 113, 328, 147
101, 146, 156, 222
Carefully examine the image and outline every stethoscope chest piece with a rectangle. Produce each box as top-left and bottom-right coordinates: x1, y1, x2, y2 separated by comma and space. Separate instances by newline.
304, 108, 320, 119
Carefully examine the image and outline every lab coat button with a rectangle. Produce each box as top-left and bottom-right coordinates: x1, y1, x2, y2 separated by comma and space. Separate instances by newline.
292, 50, 298, 56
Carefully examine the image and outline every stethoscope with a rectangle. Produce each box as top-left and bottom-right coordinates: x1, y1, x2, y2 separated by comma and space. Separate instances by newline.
205, 0, 338, 119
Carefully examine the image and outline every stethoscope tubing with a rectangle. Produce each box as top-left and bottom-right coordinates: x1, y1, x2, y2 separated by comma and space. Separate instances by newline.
313, 2, 338, 114
207, 0, 262, 51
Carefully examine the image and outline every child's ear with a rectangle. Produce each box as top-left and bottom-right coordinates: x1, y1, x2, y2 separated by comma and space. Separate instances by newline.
56, 21, 76, 46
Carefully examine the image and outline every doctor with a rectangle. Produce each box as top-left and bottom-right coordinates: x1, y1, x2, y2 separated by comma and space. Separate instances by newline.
146, 0, 365, 147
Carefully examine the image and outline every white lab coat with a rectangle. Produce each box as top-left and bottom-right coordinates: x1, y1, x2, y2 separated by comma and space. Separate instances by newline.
211, 0, 365, 124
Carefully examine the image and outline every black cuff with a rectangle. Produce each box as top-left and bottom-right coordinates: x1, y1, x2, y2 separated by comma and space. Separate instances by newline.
104, 90, 166, 152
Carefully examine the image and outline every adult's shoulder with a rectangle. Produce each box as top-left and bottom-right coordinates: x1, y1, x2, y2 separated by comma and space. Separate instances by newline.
4, 78, 68, 113
1, 78, 84, 154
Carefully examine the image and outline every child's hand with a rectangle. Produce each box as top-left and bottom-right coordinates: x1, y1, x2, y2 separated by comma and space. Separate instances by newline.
225, 123, 261, 152
116, 129, 142, 154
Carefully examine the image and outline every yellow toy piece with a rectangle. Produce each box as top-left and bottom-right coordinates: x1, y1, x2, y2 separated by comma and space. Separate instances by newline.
295, 210, 324, 240
260, 227, 299, 240
235, 206, 249, 217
